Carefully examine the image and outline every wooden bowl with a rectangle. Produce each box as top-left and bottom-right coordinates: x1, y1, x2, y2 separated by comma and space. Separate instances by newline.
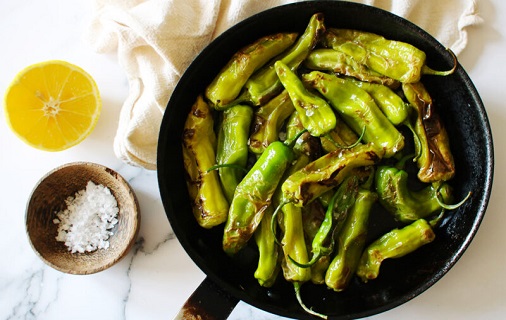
26, 162, 141, 275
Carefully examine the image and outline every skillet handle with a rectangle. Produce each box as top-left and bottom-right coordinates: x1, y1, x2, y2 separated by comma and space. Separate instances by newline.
174, 276, 239, 319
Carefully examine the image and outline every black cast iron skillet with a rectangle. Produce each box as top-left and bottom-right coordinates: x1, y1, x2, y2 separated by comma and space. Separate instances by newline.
157, 1, 494, 319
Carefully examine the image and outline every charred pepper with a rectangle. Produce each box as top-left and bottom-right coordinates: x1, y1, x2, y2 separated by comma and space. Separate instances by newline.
275, 60, 336, 137
375, 165, 453, 223
279, 202, 312, 283
322, 28, 456, 83
215, 104, 253, 202
182, 95, 229, 228
254, 205, 280, 287
281, 143, 383, 207
325, 188, 377, 291
222, 129, 308, 255
274, 154, 312, 283
304, 48, 399, 87
346, 78, 410, 126
402, 82, 456, 182
356, 218, 436, 282
238, 13, 325, 106
249, 90, 295, 154
222, 140, 293, 254
205, 32, 298, 109
304, 71, 404, 158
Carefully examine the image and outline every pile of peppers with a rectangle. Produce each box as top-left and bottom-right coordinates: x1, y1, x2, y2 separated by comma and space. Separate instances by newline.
182, 13, 469, 319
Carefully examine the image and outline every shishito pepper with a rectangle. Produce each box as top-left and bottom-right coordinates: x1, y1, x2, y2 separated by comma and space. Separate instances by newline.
215, 104, 253, 202
205, 32, 298, 109
325, 188, 377, 291
249, 90, 295, 154
274, 154, 312, 283
182, 95, 229, 228
322, 28, 456, 83
238, 13, 325, 106
223, 133, 306, 254
304, 48, 399, 87
356, 219, 436, 282
281, 143, 383, 207
375, 165, 452, 223
274, 60, 336, 137
279, 203, 312, 283
254, 205, 280, 287
346, 78, 410, 126
402, 82, 456, 182
304, 71, 404, 158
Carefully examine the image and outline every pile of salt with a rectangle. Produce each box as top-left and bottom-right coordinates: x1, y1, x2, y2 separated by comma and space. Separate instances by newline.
53, 181, 119, 253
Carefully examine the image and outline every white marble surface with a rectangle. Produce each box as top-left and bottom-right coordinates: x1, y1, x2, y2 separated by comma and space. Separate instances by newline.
0, 0, 505, 319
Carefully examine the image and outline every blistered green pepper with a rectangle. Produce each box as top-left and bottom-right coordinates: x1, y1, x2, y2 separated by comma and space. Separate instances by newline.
274, 154, 312, 283
275, 60, 336, 137
375, 165, 452, 223
238, 13, 325, 106
304, 48, 399, 87
182, 95, 229, 228
347, 78, 410, 126
279, 202, 312, 283
322, 29, 456, 83
215, 105, 253, 202
356, 219, 436, 282
402, 82, 455, 183
249, 90, 294, 154
222, 140, 294, 254
325, 188, 377, 291
304, 71, 404, 158
281, 143, 383, 207
254, 205, 280, 287
205, 32, 298, 109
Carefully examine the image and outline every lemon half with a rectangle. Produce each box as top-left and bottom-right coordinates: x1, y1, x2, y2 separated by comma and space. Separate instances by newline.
4, 60, 102, 151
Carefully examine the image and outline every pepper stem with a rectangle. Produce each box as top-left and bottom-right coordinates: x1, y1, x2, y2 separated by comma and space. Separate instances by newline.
285, 129, 309, 148
294, 282, 328, 319
325, 125, 366, 150
436, 189, 472, 210
429, 209, 446, 228
422, 48, 458, 77
271, 200, 289, 246
288, 251, 322, 268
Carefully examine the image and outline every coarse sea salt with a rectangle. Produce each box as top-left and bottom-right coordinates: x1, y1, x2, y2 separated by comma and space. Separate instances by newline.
53, 181, 119, 253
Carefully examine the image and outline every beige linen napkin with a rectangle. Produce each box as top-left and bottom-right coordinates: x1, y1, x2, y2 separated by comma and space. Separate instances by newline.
85, 0, 481, 170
